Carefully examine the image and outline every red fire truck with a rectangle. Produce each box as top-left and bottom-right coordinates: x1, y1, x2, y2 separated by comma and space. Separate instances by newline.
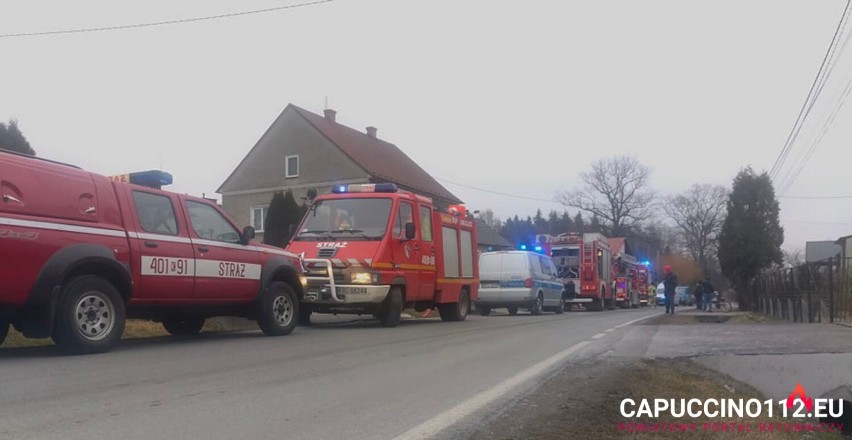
540, 233, 614, 311
285, 183, 478, 327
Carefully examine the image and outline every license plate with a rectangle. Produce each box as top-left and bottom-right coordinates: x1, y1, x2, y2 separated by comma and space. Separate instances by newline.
481, 283, 499, 289
339, 287, 368, 295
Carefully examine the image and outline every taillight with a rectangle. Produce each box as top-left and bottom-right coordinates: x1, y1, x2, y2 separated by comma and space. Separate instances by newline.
524, 278, 533, 288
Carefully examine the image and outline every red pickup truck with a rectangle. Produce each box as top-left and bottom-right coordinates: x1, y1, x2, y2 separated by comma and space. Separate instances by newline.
0, 149, 305, 354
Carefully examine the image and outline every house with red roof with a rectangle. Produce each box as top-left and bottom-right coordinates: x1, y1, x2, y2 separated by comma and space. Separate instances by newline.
217, 104, 462, 241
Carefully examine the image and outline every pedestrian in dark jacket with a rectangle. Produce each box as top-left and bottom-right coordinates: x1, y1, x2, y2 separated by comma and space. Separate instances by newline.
702, 278, 716, 312
662, 265, 678, 315
694, 282, 704, 310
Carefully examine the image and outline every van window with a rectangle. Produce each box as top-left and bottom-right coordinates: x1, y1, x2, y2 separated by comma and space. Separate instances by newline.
502, 253, 528, 273
419, 206, 432, 242
187, 201, 240, 243
133, 191, 178, 236
479, 253, 501, 275
393, 202, 414, 239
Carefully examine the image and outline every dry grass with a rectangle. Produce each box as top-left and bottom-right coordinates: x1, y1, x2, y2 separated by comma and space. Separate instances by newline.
1, 317, 259, 350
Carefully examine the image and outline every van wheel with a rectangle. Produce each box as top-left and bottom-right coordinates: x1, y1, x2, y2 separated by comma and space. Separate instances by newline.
52, 275, 126, 355
531, 294, 544, 316
257, 281, 298, 336
162, 316, 205, 336
555, 298, 565, 314
507, 306, 519, 315
0, 319, 8, 346
478, 305, 492, 316
298, 305, 312, 326
379, 287, 403, 327
439, 289, 470, 322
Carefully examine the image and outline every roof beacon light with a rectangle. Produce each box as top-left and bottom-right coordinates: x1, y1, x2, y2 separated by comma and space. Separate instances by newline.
332, 183, 399, 194
109, 170, 173, 189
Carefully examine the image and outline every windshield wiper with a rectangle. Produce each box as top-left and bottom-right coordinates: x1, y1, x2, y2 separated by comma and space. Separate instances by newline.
330, 229, 372, 239
298, 230, 333, 239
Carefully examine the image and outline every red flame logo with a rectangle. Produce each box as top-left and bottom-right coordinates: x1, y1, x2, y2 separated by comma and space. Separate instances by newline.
786, 383, 814, 412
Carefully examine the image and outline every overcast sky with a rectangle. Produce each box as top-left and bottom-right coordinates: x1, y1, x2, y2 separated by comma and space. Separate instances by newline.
3, 0, 852, 251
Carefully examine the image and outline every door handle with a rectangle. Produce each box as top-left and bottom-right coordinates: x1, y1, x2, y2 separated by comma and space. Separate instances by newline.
198, 246, 209, 253
144, 241, 159, 248
2, 194, 22, 204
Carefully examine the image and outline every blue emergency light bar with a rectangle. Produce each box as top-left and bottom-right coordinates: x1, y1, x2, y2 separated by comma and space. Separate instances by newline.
109, 170, 173, 188
332, 183, 399, 194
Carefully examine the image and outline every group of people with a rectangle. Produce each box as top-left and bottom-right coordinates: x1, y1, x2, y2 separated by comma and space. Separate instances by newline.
657, 265, 717, 315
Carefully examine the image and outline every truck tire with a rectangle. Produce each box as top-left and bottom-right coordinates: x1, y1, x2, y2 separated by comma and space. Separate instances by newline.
507, 306, 519, 315
298, 305, 312, 326
439, 289, 470, 322
0, 319, 8, 346
257, 281, 298, 336
162, 316, 205, 336
478, 305, 492, 316
530, 294, 544, 316
379, 287, 403, 327
52, 275, 126, 355
589, 292, 604, 312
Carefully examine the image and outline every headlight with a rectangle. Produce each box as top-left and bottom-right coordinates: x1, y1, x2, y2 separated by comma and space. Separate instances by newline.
299, 275, 308, 287
350, 271, 379, 284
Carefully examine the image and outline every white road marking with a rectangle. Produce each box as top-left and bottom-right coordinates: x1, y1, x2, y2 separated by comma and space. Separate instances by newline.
603, 328, 615, 333
613, 313, 659, 328
393, 341, 591, 440
591, 333, 605, 339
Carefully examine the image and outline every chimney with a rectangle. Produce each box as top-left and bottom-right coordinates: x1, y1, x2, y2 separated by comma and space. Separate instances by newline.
323, 109, 337, 123
366, 126, 378, 139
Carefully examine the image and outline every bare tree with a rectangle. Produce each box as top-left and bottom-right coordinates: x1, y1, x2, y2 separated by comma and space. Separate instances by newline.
665, 184, 728, 272
476, 209, 501, 229
782, 248, 804, 268
557, 155, 654, 236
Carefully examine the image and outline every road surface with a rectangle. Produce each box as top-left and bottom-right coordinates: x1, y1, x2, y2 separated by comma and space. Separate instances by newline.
0, 307, 660, 440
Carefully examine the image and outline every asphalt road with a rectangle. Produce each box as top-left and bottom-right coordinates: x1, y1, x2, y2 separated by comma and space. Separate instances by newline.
0, 307, 661, 440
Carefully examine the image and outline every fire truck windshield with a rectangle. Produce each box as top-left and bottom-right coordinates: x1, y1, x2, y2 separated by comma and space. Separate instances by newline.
551, 248, 580, 278
296, 198, 392, 241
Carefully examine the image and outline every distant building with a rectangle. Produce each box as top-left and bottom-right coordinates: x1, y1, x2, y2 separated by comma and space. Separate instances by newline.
475, 219, 514, 253
217, 104, 462, 241
834, 236, 852, 264
806, 240, 841, 263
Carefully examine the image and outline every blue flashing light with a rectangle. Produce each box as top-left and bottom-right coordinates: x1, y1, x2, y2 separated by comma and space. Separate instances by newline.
129, 170, 172, 188
487, 246, 494, 252
642, 260, 651, 266
332, 183, 398, 194
519, 244, 527, 250
534, 245, 543, 253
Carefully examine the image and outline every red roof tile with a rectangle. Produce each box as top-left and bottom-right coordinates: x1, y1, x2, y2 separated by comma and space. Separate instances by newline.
291, 105, 462, 205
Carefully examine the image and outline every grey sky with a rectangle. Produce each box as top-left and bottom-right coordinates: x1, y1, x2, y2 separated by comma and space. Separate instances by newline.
2, 0, 851, 251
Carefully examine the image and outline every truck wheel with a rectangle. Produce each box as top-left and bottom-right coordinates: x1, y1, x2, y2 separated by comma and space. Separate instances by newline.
0, 319, 8, 346
531, 294, 544, 316
298, 305, 312, 326
162, 316, 205, 336
439, 289, 470, 322
589, 292, 604, 312
507, 306, 519, 315
257, 281, 298, 336
52, 275, 126, 355
555, 298, 565, 314
478, 305, 492, 316
379, 287, 403, 327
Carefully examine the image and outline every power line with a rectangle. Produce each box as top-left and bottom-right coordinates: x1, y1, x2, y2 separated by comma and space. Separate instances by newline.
0, 0, 333, 38
770, 0, 852, 181
781, 195, 852, 199
436, 178, 564, 204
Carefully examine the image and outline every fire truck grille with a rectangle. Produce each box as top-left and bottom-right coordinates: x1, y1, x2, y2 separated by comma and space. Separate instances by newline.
317, 248, 338, 258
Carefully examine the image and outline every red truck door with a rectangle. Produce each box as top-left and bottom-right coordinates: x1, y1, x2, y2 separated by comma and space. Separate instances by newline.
182, 198, 262, 300
127, 189, 195, 300
391, 200, 421, 298
417, 204, 437, 297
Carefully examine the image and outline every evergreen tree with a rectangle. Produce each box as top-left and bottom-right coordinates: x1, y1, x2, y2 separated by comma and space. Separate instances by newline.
533, 209, 548, 234
263, 190, 303, 248
574, 212, 585, 233
718, 168, 784, 310
0, 119, 35, 156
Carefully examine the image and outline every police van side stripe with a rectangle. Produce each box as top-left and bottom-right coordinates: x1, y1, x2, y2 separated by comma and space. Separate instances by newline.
0, 216, 127, 238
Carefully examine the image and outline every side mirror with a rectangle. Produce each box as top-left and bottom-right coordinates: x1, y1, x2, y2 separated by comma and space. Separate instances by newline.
405, 222, 416, 240
242, 226, 256, 244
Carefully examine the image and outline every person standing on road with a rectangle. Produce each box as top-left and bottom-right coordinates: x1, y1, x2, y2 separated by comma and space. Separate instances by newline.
694, 282, 704, 310
648, 283, 657, 308
662, 265, 678, 315
702, 277, 716, 312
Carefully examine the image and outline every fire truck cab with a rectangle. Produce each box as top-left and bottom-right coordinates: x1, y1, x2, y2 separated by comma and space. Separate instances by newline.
285, 183, 478, 327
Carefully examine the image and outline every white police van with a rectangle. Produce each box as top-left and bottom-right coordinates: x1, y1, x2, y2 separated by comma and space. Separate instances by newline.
476, 251, 565, 316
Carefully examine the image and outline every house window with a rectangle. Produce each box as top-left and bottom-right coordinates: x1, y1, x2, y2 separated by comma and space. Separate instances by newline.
285, 155, 299, 178
251, 205, 267, 232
